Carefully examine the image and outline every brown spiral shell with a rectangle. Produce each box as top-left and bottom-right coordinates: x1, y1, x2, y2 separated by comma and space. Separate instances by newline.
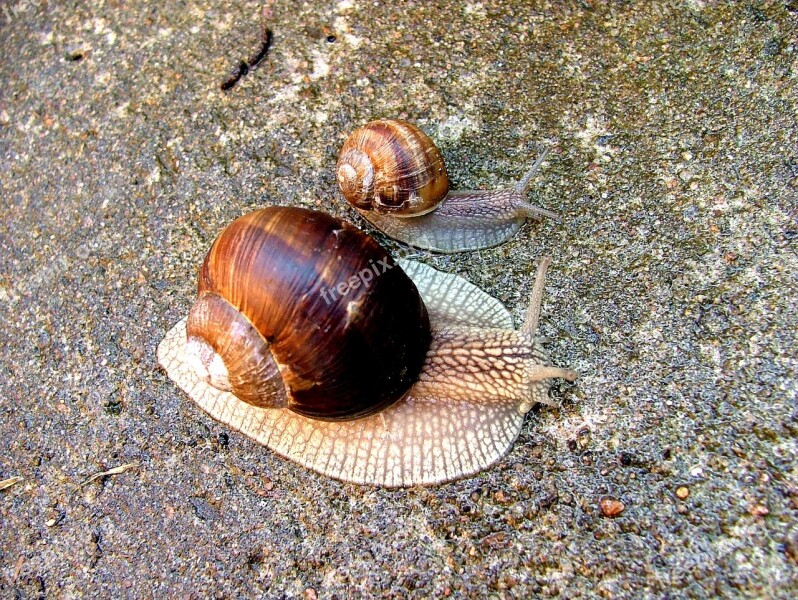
187, 206, 432, 421
336, 119, 450, 216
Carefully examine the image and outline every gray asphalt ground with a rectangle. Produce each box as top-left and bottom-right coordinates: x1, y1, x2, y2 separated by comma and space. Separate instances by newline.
1, 1, 796, 597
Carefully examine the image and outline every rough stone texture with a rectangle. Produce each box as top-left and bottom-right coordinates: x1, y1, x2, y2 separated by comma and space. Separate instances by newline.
1, 0, 796, 597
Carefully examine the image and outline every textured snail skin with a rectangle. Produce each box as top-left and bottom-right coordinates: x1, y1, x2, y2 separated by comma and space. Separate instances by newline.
337, 119, 560, 253
157, 208, 577, 486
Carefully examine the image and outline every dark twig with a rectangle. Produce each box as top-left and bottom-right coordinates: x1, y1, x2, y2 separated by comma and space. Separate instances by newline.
220, 2, 274, 91
247, 28, 273, 69
221, 61, 250, 91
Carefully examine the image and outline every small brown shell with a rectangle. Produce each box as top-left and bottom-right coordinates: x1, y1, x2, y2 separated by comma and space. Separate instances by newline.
337, 119, 450, 216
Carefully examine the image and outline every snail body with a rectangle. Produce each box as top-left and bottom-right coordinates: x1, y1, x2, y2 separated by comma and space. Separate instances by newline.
336, 119, 560, 253
157, 206, 576, 486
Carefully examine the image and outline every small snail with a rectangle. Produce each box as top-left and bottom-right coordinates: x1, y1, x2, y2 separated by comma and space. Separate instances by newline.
336, 118, 560, 253
157, 206, 576, 486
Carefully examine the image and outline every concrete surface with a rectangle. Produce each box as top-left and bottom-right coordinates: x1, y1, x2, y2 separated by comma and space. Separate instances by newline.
1, 0, 796, 597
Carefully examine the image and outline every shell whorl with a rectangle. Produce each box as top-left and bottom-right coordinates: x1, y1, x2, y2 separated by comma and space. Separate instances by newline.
336, 149, 375, 211
186, 292, 289, 408
337, 119, 449, 216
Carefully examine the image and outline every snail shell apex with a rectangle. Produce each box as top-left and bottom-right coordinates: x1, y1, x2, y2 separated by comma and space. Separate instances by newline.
336, 119, 449, 216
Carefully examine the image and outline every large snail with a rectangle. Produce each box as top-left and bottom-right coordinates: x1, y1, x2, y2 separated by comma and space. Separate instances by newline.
336, 119, 560, 253
157, 206, 576, 486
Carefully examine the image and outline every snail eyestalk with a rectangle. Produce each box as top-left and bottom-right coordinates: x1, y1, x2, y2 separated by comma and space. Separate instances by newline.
522, 257, 578, 382
514, 146, 551, 196
522, 256, 551, 336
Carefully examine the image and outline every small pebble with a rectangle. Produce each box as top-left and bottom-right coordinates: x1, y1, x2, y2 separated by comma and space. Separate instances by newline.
480, 532, 510, 550
676, 486, 690, 500
494, 490, 510, 503
749, 503, 769, 517
190, 497, 219, 521
599, 497, 625, 517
